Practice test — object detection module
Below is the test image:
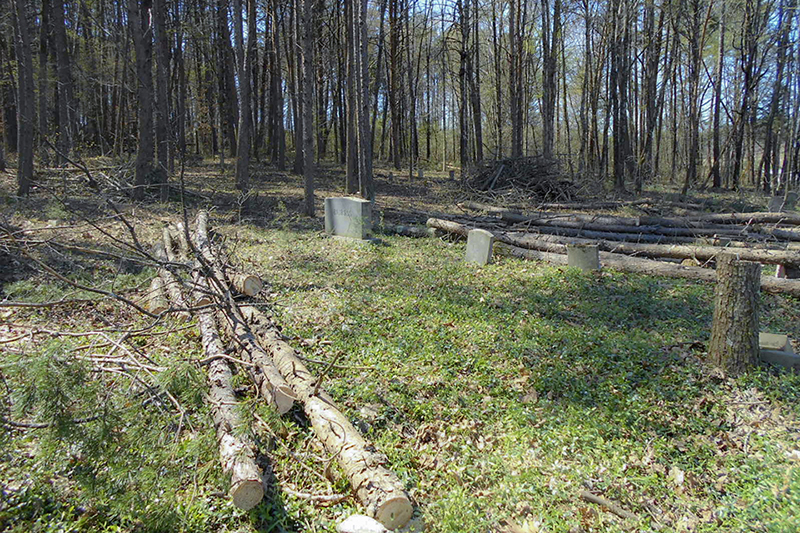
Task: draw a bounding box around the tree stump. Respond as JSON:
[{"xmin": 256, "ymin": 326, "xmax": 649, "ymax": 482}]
[{"xmin": 708, "ymin": 254, "xmax": 760, "ymax": 374}]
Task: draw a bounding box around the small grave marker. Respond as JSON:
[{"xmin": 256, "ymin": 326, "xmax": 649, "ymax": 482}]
[
  {"xmin": 324, "ymin": 197, "xmax": 372, "ymax": 240},
  {"xmin": 465, "ymin": 229, "xmax": 494, "ymax": 265},
  {"xmin": 768, "ymin": 196, "xmax": 785, "ymax": 213},
  {"xmin": 759, "ymin": 332, "xmax": 799, "ymax": 370},
  {"xmin": 567, "ymin": 244, "xmax": 600, "ymax": 272}
]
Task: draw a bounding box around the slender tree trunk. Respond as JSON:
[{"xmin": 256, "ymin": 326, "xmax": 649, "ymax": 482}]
[
  {"xmin": 153, "ymin": 0, "xmax": 170, "ymax": 196},
  {"xmin": 52, "ymin": 0, "xmax": 74, "ymax": 165},
  {"xmin": 13, "ymin": 0, "xmax": 34, "ymax": 195},
  {"xmin": 301, "ymin": 0, "xmax": 315, "ymax": 215},
  {"xmin": 710, "ymin": 3, "xmax": 725, "ymax": 188},
  {"xmin": 235, "ymin": 0, "xmax": 255, "ymax": 192},
  {"xmin": 541, "ymin": 0, "xmax": 560, "ymax": 160},
  {"xmin": 38, "ymin": 0, "xmax": 51, "ymax": 166}
]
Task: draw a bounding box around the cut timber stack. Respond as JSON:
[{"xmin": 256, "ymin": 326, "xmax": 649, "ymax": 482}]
[
  {"xmin": 157, "ymin": 228, "xmax": 265, "ymax": 511},
  {"xmin": 459, "ymin": 201, "xmax": 800, "ymax": 244},
  {"xmin": 193, "ymin": 212, "xmax": 296, "ymax": 415},
  {"xmin": 188, "ymin": 211, "xmax": 413, "ymax": 529},
  {"xmin": 427, "ymin": 218, "xmax": 800, "ymax": 297},
  {"xmin": 242, "ymin": 306, "xmax": 414, "ymax": 529}
]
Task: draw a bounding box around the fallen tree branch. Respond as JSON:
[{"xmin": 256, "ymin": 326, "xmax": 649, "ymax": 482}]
[{"xmin": 579, "ymin": 490, "xmax": 639, "ymax": 521}]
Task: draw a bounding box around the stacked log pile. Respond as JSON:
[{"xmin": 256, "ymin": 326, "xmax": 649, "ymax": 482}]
[
  {"xmin": 148, "ymin": 211, "xmax": 413, "ymax": 528},
  {"xmin": 427, "ymin": 214, "xmax": 800, "ymax": 297}
]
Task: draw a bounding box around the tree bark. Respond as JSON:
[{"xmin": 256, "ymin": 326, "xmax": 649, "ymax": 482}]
[
  {"xmin": 708, "ymin": 254, "xmax": 760, "ymax": 375},
  {"xmin": 242, "ymin": 306, "xmax": 413, "ymax": 529},
  {"xmin": 129, "ymin": 0, "xmax": 154, "ymax": 200},
  {"xmin": 12, "ymin": 0, "xmax": 34, "ymax": 196}
]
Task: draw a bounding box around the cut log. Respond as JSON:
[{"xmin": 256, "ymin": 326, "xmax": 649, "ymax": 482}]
[
  {"xmin": 687, "ymin": 212, "xmax": 800, "ymax": 226},
  {"xmin": 193, "ymin": 211, "xmax": 296, "ymax": 415},
  {"xmin": 460, "ymin": 201, "xmax": 777, "ymax": 241},
  {"xmin": 427, "ymin": 218, "xmax": 800, "ymax": 268},
  {"xmin": 497, "ymin": 243, "xmax": 800, "ymax": 297},
  {"xmin": 216, "ymin": 308, "xmax": 297, "ymax": 415},
  {"xmin": 194, "ymin": 279, "xmax": 264, "ymax": 510},
  {"xmin": 503, "ymin": 230, "xmax": 800, "ymax": 268},
  {"xmin": 174, "ymin": 221, "xmax": 191, "ymax": 257},
  {"xmin": 153, "ymin": 241, "xmax": 190, "ymax": 321},
  {"xmin": 379, "ymin": 223, "xmax": 434, "ymax": 238},
  {"xmin": 708, "ymin": 254, "xmax": 761, "ymax": 375},
  {"xmin": 146, "ymin": 276, "xmax": 169, "ymax": 314},
  {"xmin": 230, "ymin": 272, "xmax": 263, "ymax": 297},
  {"xmin": 427, "ymin": 218, "xmax": 800, "ymax": 297},
  {"xmin": 459, "ymin": 201, "xmax": 693, "ymax": 227},
  {"xmin": 242, "ymin": 307, "xmax": 414, "ymax": 529}
]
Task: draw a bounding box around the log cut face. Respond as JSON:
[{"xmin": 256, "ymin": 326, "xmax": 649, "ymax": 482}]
[{"xmin": 243, "ymin": 308, "xmax": 413, "ymax": 529}]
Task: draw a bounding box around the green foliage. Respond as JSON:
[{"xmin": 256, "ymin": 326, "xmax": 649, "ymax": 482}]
[{"xmin": 3, "ymin": 220, "xmax": 799, "ymax": 532}]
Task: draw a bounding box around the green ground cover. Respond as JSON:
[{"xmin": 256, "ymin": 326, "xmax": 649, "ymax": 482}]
[{"xmin": 2, "ymin": 168, "xmax": 799, "ymax": 532}]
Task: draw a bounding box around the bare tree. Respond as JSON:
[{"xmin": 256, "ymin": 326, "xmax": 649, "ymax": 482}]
[{"xmin": 12, "ymin": 0, "xmax": 34, "ymax": 196}]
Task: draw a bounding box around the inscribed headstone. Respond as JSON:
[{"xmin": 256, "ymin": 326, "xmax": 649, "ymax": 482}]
[{"xmin": 324, "ymin": 197, "xmax": 372, "ymax": 240}]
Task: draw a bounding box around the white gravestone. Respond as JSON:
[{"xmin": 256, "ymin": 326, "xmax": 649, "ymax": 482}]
[
  {"xmin": 567, "ymin": 243, "xmax": 600, "ymax": 272},
  {"xmin": 324, "ymin": 197, "xmax": 372, "ymax": 240},
  {"xmin": 465, "ymin": 229, "xmax": 494, "ymax": 265}
]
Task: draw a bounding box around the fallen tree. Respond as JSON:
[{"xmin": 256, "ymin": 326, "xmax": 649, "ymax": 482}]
[
  {"xmin": 194, "ymin": 278, "xmax": 265, "ymax": 510},
  {"xmin": 242, "ymin": 306, "xmax": 414, "ymax": 530},
  {"xmin": 157, "ymin": 231, "xmax": 265, "ymax": 511},
  {"xmin": 459, "ymin": 202, "xmax": 800, "ymax": 242},
  {"xmin": 687, "ymin": 212, "xmax": 800, "ymax": 226},
  {"xmin": 192, "ymin": 213, "xmax": 296, "ymax": 415},
  {"xmin": 428, "ymin": 218, "xmax": 800, "ymax": 297}
]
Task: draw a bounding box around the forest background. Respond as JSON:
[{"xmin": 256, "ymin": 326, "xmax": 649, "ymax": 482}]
[{"xmin": 2, "ymin": 0, "xmax": 799, "ymax": 202}]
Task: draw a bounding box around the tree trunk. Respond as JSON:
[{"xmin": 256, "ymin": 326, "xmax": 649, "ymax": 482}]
[
  {"xmin": 235, "ymin": 0, "xmax": 256, "ymax": 192},
  {"xmin": 52, "ymin": 0, "xmax": 74, "ymax": 165},
  {"xmin": 129, "ymin": 0, "xmax": 154, "ymax": 200},
  {"xmin": 38, "ymin": 0, "xmax": 51, "ymax": 166},
  {"xmin": 708, "ymin": 254, "xmax": 760, "ymax": 375},
  {"xmin": 12, "ymin": 0, "xmax": 34, "ymax": 196},
  {"xmin": 153, "ymin": 0, "xmax": 171, "ymax": 197},
  {"xmin": 301, "ymin": 0, "xmax": 315, "ymax": 215}
]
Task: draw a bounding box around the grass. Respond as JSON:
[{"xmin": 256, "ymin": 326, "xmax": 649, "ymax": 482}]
[{"xmin": 1, "ymin": 163, "xmax": 799, "ymax": 532}]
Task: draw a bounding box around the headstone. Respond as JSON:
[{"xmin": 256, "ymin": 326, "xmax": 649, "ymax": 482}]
[
  {"xmin": 324, "ymin": 197, "xmax": 372, "ymax": 240},
  {"xmin": 759, "ymin": 332, "xmax": 793, "ymax": 353},
  {"xmin": 759, "ymin": 333, "xmax": 799, "ymax": 370},
  {"xmin": 567, "ymin": 243, "xmax": 600, "ymax": 272},
  {"xmin": 465, "ymin": 229, "xmax": 494, "ymax": 265},
  {"xmin": 768, "ymin": 196, "xmax": 785, "ymax": 213}
]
